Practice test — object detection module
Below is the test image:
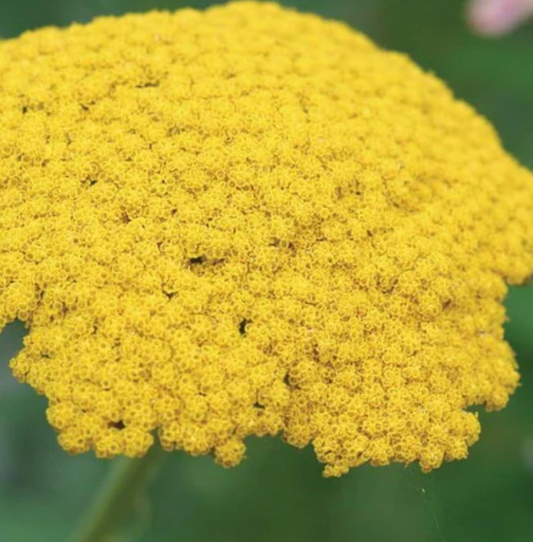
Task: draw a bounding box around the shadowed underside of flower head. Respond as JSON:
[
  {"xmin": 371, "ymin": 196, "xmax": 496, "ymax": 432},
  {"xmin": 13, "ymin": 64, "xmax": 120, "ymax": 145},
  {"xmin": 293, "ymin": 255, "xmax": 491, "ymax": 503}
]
[{"xmin": 1, "ymin": 1, "xmax": 533, "ymax": 477}]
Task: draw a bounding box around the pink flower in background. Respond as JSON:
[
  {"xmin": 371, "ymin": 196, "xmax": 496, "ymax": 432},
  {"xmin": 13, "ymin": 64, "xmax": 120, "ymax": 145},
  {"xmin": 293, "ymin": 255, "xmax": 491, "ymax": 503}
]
[{"xmin": 467, "ymin": 0, "xmax": 533, "ymax": 35}]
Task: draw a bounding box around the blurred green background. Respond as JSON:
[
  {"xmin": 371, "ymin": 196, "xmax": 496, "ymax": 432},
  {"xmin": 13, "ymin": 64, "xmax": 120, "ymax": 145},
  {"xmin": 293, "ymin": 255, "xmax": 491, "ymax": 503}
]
[{"xmin": 1, "ymin": 0, "xmax": 533, "ymax": 541}]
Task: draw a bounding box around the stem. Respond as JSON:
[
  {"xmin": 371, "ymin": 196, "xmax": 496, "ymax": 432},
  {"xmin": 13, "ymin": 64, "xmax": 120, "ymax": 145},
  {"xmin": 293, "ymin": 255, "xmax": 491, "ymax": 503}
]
[{"xmin": 70, "ymin": 445, "xmax": 165, "ymax": 542}]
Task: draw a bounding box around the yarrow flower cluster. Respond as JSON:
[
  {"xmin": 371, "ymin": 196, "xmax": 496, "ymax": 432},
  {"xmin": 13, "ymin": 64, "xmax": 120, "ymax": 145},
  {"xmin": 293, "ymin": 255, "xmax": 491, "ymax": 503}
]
[{"xmin": 1, "ymin": 2, "xmax": 533, "ymax": 477}]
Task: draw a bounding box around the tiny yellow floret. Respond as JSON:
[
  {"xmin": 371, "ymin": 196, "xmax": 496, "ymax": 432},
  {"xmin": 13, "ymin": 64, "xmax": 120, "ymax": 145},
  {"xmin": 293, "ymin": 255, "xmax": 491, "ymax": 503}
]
[{"xmin": 1, "ymin": 1, "xmax": 533, "ymax": 476}]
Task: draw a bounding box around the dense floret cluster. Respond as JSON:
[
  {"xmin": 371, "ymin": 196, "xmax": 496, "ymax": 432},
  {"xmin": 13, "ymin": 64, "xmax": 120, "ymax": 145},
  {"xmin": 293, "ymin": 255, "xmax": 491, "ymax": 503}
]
[{"xmin": 1, "ymin": 2, "xmax": 533, "ymax": 476}]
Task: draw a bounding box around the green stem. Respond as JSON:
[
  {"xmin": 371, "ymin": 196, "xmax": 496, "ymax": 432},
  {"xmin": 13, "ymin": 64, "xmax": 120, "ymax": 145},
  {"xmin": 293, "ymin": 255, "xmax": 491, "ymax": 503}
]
[{"xmin": 70, "ymin": 445, "xmax": 165, "ymax": 542}]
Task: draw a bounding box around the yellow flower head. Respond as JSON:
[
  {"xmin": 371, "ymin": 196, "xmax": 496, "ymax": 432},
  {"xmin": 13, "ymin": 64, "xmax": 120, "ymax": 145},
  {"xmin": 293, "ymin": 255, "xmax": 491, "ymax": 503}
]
[{"xmin": 1, "ymin": 1, "xmax": 533, "ymax": 477}]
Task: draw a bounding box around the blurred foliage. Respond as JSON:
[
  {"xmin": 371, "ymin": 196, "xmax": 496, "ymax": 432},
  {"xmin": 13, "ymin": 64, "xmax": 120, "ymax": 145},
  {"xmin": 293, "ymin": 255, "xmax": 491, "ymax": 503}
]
[{"xmin": 0, "ymin": 0, "xmax": 533, "ymax": 541}]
